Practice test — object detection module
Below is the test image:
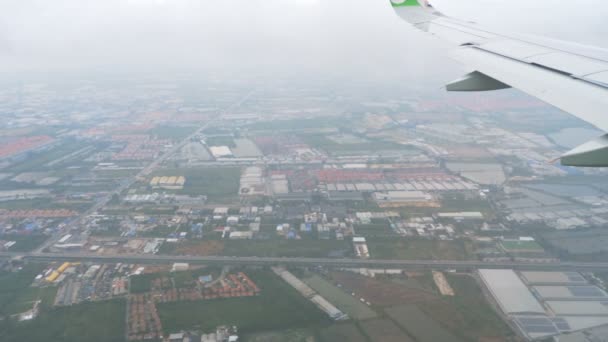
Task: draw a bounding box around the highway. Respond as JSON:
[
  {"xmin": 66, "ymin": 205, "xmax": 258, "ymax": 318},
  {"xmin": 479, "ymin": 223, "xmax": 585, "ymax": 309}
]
[{"xmin": 3, "ymin": 251, "xmax": 608, "ymax": 272}]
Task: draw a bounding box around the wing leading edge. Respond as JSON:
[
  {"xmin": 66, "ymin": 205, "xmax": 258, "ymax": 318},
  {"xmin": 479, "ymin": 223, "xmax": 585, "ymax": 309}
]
[{"xmin": 390, "ymin": 0, "xmax": 608, "ymax": 167}]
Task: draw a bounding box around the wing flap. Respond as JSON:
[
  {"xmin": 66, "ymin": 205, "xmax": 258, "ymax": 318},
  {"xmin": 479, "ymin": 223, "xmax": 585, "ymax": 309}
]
[
  {"xmin": 561, "ymin": 135, "xmax": 608, "ymax": 167},
  {"xmin": 586, "ymin": 71, "xmax": 608, "ymax": 87},
  {"xmin": 477, "ymin": 40, "xmax": 554, "ymax": 59},
  {"xmin": 446, "ymin": 71, "xmax": 511, "ymax": 91},
  {"xmin": 525, "ymin": 52, "xmax": 608, "ymax": 76}
]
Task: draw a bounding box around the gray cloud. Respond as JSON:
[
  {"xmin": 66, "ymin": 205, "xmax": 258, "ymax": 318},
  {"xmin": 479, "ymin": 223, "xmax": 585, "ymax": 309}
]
[{"xmin": 0, "ymin": 0, "xmax": 605, "ymax": 81}]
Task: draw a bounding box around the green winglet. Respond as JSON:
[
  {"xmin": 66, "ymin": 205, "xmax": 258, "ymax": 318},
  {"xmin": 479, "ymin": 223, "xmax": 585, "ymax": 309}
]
[{"xmin": 390, "ymin": 0, "xmax": 421, "ymax": 7}]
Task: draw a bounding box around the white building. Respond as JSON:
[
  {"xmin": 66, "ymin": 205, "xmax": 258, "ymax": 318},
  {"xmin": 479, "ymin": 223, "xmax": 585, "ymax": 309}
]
[
  {"xmin": 229, "ymin": 231, "xmax": 253, "ymax": 239},
  {"xmin": 479, "ymin": 269, "xmax": 545, "ymax": 315},
  {"xmin": 171, "ymin": 263, "xmax": 189, "ymax": 272},
  {"xmin": 209, "ymin": 146, "xmax": 233, "ymax": 158}
]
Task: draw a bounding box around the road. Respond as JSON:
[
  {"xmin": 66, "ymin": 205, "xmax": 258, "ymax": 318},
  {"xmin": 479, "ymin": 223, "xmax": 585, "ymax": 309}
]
[{"xmin": 4, "ymin": 251, "xmax": 608, "ymax": 272}]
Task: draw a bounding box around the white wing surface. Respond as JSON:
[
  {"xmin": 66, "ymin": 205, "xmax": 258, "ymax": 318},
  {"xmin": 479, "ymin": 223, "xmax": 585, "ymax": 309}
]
[{"xmin": 390, "ymin": 0, "xmax": 608, "ymax": 167}]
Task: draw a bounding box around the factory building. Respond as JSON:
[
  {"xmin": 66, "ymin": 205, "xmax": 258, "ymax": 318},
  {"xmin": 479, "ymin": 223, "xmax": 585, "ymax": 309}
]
[
  {"xmin": 239, "ymin": 167, "xmax": 265, "ymax": 196},
  {"xmin": 150, "ymin": 176, "xmax": 186, "ymax": 190},
  {"xmin": 520, "ymin": 271, "xmax": 588, "ymax": 286},
  {"xmin": 478, "ymin": 269, "xmax": 545, "ymax": 315},
  {"xmin": 480, "ymin": 269, "xmax": 608, "ymax": 340},
  {"xmin": 546, "ymin": 301, "xmax": 608, "ymax": 317},
  {"xmin": 372, "ymin": 191, "xmax": 438, "ymax": 208},
  {"xmin": 209, "ymin": 146, "xmax": 233, "ymax": 158},
  {"xmin": 353, "ymin": 237, "xmax": 370, "ymax": 259},
  {"xmin": 532, "ymin": 286, "xmax": 608, "ymax": 301},
  {"xmin": 46, "ymin": 271, "xmax": 61, "ymax": 283},
  {"xmin": 270, "ymin": 174, "xmax": 289, "ymax": 195},
  {"xmin": 272, "ymin": 267, "xmax": 346, "ymax": 321},
  {"xmin": 229, "ymin": 231, "xmax": 253, "ymax": 240},
  {"xmin": 58, "ymin": 234, "xmax": 72, "ymax": 244},
  {"xmin": 310, "ymin": 295, "xmax": 346, "ymax": 320},
  {"xmin": 171, "ymin": 263, "xmax": 189, "ymax": 272},
  {"xmin": 437, "ymin": 212, "xmax": 484, "ymax": 220}
]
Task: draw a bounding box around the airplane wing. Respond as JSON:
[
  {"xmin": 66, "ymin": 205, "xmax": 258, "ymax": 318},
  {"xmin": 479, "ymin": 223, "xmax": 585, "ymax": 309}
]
[{"xmin": 390, "ymin": 0, "xmax": 608, "ymax": 167}]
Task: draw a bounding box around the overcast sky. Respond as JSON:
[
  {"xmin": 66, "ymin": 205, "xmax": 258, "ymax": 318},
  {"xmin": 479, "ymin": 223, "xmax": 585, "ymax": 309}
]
[{"xmin": 0, "ymin": 0, "xmax": 606, "ymax": 81}]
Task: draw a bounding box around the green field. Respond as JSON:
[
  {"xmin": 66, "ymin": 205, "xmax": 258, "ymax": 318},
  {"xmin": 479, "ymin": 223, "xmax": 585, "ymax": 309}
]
[
  {"xmin": 151, "ymin": 167, "xmax": 240, "ymax": 200},
  {"xmin": 0, "ymin": 264, "xmax": 53, "ymax": 316},
  {"xmin": 93, "ymin": 168, "xmax": 140, "ymax": 179},
  {"xmin": 5, "ymin": 141, "xmax": 92, "ymax": 173},
  {"xmin": 0, "ymin": 299, "xmax": 126, "ymax": 342},
  {"xmin": 157, "ymin": 270, "xmax": 329, "ymax": 334},
  {"xmin": 0, "ymin": 198, "xmax": 90, "ymax": 211},
  {"xmin": 224, "ymin": 240, "xmax": 351, "ymax": 258},
  {"xmin": 1, "ymin": 234, "xmax": 48, "ymax": 252},
  {"xmin": 130, "ymin": 268, "xmax": 219, "ymax": 293},
  {"xmin": 303, "ymin": 274, "xmax": 378, "ymax": 320},
  {"xmin": 205, "ymin": 136, "xmax": 236, "ymax": 147},
  {"xmin": 500, "ymin": 240, "xmax": 545, "ymax": 252},
  {"xmin": 319, "ymin": 323, "xmax": 367, "ymax": 342},
  {"xmin": 366, "ymin": 238, "xmax": 474, "ymax": 260},
  {"xmin": 149, "ymin": 125, "xmax": 198, "ymax": 141},
  {"xmin": 386, "ymin": 305, "xmax": 462, "ymax": 342},
  {"xmin": 3, "ymin": 286, "xmax": 57, "ymax": 315},
  {"xmin": 353, "ymin": 221, "xmax": 397, "ymax": 238},
  {"xmin": 129, "ymin": 273, "xmax": 159, "ymax": 293},
  {"xmin": 159, "ymin": 238, "xmax": 351, "ymax": 258},
  {"xmin": 360, "ymin": 318, "xmax": 414, "ymax": 342}
]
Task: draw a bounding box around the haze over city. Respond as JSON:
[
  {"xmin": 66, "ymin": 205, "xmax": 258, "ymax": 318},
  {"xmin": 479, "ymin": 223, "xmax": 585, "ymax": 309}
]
[
  {"xmin": 1, "ymin": 0, "xmax": 606, "ymax": 76},
  {"xmin": 1, "ymin": 1, "xmax": 608, "ymax": 342}
]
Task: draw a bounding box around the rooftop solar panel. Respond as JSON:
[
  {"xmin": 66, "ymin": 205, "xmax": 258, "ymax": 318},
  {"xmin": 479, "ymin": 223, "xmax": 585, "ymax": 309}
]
[
  {"xmin": 552, "ymin": 317, "xmax": 571, "ymax": 331},
  {"xmin": 519, "ymin": 317, "xmax": 553, "ymax": 325},
  {"xmin": 513, "ymin": 316, "xmax": 563, "ymax": 338},
  {"xmin": 523, "ymin": 325, "xmax": 559, "ymax": 334},
  {"xmin": 569, "ymin": 286, "xmax": 605, "ymax": 297}
]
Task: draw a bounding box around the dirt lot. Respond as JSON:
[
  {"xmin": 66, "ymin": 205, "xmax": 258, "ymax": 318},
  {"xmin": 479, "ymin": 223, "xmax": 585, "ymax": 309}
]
[
  {"xmin": 360, "ymin": 319, "xmax": 414, "ymax": 342},
  {"xmin": 328, "ymin": 271, "xmax": 439, "ymax": 307},
  {"xmin": 366, "ymin": 238, "xmax": 474, "ymax": 260},
  {"xmin": 318, "ymin": 323, "xmax": 366, "ymax": 342},
  {"xmin": 171, "ymin": 240, "xmax": 225, "ymax": 256}
]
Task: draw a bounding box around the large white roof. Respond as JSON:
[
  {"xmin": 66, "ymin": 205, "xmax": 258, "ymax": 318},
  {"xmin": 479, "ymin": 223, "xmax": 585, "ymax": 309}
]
[
  {"xmin": 209, "ymin": 145, "xmax": 233, "ymax": 157},
  {"xmin": 479, "ymin": 269, "xmax": 545, "ymax": 314}
]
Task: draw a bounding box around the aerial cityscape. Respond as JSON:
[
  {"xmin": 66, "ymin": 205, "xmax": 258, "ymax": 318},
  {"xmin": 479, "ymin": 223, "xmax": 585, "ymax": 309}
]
[
  {"xmin": 0, "ymin": 75, "xmax": 607, "ymax": 342},
  {"xmin": 2, "ymin": 0, "xmax": 608, "ymax": 341}
]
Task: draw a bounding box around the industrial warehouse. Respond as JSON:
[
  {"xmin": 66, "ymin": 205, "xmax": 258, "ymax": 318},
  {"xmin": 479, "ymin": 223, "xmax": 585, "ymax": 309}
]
[
  {"xmin": 479, "ymin": 269, "xmax": 608, "ymax": 340},
  {"xmin": 150, "ymin": 176, "xmax": 186, "ymax": 190}
]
